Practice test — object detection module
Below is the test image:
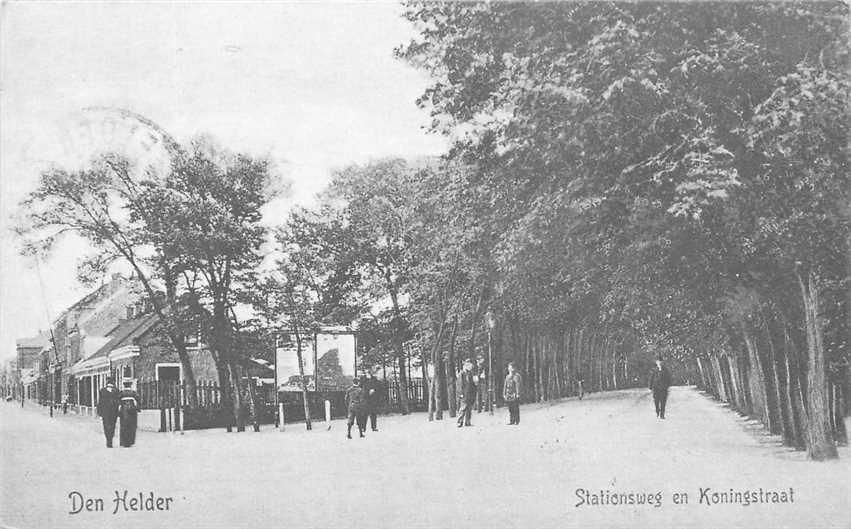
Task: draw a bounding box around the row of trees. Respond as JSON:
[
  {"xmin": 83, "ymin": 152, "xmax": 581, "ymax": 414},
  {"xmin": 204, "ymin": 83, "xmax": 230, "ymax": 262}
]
[
  {"xmin": 387, "ymin": 2, "xmax": 849, "ymax": 460},
  {"xmin": 17, "ymin": 3, "xmax": 848, "ymax": 461}
]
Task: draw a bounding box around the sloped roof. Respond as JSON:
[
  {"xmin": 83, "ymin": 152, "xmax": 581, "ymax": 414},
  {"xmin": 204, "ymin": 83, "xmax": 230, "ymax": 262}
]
[
  {"xmin": 16, "ymin": 332, "xmax": 51, "ymax": 349},
  {"xmin": 83, "ymin": 311, "xmax": 160, "ymax": 363}
]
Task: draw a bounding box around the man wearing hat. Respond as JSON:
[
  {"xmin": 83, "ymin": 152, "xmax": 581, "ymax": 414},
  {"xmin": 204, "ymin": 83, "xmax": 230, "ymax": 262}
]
[
  {"xmin": 648, "ymin": 356, "xmax": 672, "ymax": 419},
  {"xmin": 363, "ymin": 366, "xmax": 383, "ymax": 432},
  {"xmin": 456, "ymin": 358, "xmax": 476, "ymax": 428},
  {"xmin": 96, "ymin": 377, "xmax": 120, "ymax": 448}
]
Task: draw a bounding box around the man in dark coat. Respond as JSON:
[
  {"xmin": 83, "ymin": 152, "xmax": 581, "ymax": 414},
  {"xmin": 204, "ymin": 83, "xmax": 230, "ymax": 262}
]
[
  {"xmin": 96, "ymin": 377, "xmax": 120, "ymax": 448},
  {"xmin": 118, "ymin": 380, "xmax": 140, "ymax": 447},
  {"xmin": 503, "ymin": 362, "xmax": 522, "ymax": 425},
  {"xmin": 363, "ymin": 368, "xmax": 383, "ymax": 432},
  {"xmin": 648, "ymin": 356, "xmax": 673, "ymax": 419},
  {"xmin": 456, "ymin": 359, "xmax": 476, "ymax": 428},
  {"xmin": 345, "ymin": 377, "xmax": 367, "ymax": 439}
]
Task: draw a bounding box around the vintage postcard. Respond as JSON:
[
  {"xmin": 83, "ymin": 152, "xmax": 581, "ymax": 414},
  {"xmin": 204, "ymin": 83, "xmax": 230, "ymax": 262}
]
[{"xmin": 1, "ymin": 2, "xmax": 849, "ymax": 529}]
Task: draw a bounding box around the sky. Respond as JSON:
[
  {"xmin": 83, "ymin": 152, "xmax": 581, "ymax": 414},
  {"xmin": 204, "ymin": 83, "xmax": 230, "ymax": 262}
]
[{"xmin": 0, "ymin": 1, "xmax": 447, "ymax": 362}]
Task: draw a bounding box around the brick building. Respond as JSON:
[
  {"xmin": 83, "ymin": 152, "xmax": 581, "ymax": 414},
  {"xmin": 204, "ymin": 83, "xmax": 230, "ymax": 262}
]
[
  {"xmin": 30, "ymin": 273, "xmax": 143, "ymax": 407},
  {"xmin": 71, "ymin": 305, "xmax": 217, "ymax": 412},
  {"xmin": 15, "ymin": 332, "xmax": 50, "ymax": 401}
]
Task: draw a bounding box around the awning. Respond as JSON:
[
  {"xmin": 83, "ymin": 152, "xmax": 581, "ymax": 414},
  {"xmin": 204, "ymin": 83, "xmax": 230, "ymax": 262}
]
[{"xmin": 69, "ymin": 356, "xmax": 110, "ymax": 376}]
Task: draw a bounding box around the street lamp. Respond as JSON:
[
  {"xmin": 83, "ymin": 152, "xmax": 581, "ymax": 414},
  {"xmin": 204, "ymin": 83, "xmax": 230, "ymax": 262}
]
[{"xmin": 484, "ymin": 310, "xmax": 496, "ymax": 415}]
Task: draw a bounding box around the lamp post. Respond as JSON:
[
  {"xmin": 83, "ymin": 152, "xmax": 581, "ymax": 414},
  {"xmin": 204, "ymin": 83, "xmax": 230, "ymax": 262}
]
[{"xmin": 485, "ymin": 310, "xmax": 496, "ymax": 415}]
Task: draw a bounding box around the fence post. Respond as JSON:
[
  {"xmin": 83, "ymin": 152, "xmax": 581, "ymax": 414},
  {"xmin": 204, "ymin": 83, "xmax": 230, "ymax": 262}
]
[{"xmin": 278, "ymin": 402, "xmax": 285, "ymax": 432}]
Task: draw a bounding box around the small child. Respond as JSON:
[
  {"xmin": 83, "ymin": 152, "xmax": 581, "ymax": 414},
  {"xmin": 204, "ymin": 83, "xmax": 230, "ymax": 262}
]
[{"xmin": 345, "ymin": 377, "xmax": 367, "ymax": 439}]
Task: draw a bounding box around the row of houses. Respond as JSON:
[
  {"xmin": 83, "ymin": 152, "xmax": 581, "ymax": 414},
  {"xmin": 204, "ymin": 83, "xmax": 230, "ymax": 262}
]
[
  {"xmin": 1, "ymin": 274, "xmax": 430, "ymax": 427},
  {"xmin": 3, "ymin": 273, "xmax": 222, "ymax": 416}
]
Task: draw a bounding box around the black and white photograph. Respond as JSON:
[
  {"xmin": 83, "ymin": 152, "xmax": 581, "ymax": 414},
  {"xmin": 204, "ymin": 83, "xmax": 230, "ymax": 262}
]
[{"xmin": 0, "ymin": 2, "xmax": 849, "ymax": 528}]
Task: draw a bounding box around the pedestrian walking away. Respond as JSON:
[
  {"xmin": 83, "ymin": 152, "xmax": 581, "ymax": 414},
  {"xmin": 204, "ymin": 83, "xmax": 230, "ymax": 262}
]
[
  {"xmin": 345, "ymin": 377, "xmax": 367, "ymax": 439},
  {"xmin": 96, "ymin": 376, "xmax": 121, "ymax": 448},
  {"xmin": 648, "ymin": 355, "xmax": 672, "ymax": 419},
  {"xmin": 503, "ymin": 362, "xmax": 522, "ymax": 425},
  {"xmin": 118, "ymin": 379, "xmax": 140, "ymax": 447},
  {"xmin": 456, "ymin": 358, "xmax": 476, "ymax": 428},
  {"xmin": 475, "ymin": 353, "xmax": 488, "ymax": 413},
  {"xmin": 363, "ymin": 368, "xmax": 383, "ymax": 432}
]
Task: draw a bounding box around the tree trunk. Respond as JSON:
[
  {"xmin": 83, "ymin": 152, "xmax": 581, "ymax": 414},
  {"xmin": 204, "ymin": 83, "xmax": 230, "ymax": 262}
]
[
  {"xmin": 446, "ymin": 315, "xmax": 458, "ymax": 417},
  {"xmin": 764, "ymin": 311, "xmax": 795, "ymax": 445},
  {"xmin": 435, "ymin": 350, "xmax": 446, "ymax": 420},
  {"xmin": 227, "ymin": 362, "xmax": 246, "ymax": 432},
  {"xmin": 467, "ymin": 286, "xmax": 487, "ymax": 362},
  {"xmin": 428, "ymin": 317, "xmax": 448, "ymax": 422},
  {"xmin": 246, "ymin": 374, "xmax": 260, "ymax": 432},
  {"xmin": 742, "ymin": 324, "xmax": 771, "ymax": 429},
  {"xmin": 796, "ymin": 266, "xmax": 838, "ymax": 460},
  {"xmin": 211, "ymin": 353, "xmax": 234, "ymax": 432},
  {"xmin": 174, "ymin": 343, "xmax": 199, "ymax": 410},
  {"xmin": 387, "ymin": 285, "xmax": 410, "ymax": 415},
  {"xmin": 711, "ymin": 354, "xmax": 727, "ymax": 402},
  {"xmin": 294, "ymin": 328, "xmax": 312, "ymax": 430},
  {"xmin": 831, "ymin": 382, "xmax": 847, "ymax": 445},
  {"xmin": 783, "ymin": 320, "xmax": 809, "ymax": 450},
  {"xmin": 126, "ymin": 257, "xmax": 199, "ymax": 410}
]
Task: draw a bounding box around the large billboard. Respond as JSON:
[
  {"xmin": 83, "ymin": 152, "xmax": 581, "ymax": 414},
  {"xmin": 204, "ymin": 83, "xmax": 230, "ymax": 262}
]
[
  {"xmin": 314, "ymin": 332, "xmax": 356, "ymax": 392},
  {"xmin": 275, "ymin": 329, "xmax": 356, "ymax": 392}
]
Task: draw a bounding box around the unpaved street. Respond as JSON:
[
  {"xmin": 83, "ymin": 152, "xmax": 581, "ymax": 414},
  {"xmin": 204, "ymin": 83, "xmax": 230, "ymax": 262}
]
[{"xmin": 1, "ymin": 387, "xmax": 848, "ymax": 529}]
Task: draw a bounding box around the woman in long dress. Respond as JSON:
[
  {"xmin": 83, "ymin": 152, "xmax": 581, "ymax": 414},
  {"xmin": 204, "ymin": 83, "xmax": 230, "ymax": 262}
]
[{"xmin": 118, "ymin": 380, "xmax": 140, "ymax": 447}]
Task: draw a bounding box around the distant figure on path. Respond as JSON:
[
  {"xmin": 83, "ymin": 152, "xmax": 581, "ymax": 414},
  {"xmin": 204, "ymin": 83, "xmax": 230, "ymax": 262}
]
[
  {"xmin": 503, "ymin": 362, "xmax": 522, "ymax": 425},
  {"xmin": 648, "ymin": 356, "xmax": 672, "ymax": 419},
  {"xmin": 345, "ymin": 377, "xmax": 367, "ymax": 439},
  {"xmin": 577, "ymin": 378, "xmax": 584, "ymax": 400},
  {"xmin": 475, "ymin": 353, "xmax": 488, "ymax": 413},
  {"xmin": 118, "ymin": 379, "xmax": 140, "ymax": 447},
  {"xmin": 363, "ymin": 368, "xmax": 383, "ymax": 432},
  {"xmin": 96, "ymin": 377, "xmax": 120, "ymax": 448},
  {"xmin": 456, "ymin": 359, "xmax": 476, "ymax": 428}
]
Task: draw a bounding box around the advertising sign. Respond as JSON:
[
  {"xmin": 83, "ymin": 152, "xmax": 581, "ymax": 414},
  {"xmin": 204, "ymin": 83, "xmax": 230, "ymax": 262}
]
[
  {"xmin": 275, "ymin": 329, "xmax": 357, "ymax": 392},
  {"xmin": 275, "ymin": 334, "xmax": 315, "ymax": 391}
]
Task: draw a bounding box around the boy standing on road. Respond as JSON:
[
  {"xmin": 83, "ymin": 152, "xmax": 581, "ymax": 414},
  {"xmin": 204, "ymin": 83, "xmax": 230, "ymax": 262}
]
[
  {"xmin": 503, "ymin": 362, "xmax": 522, "ymax": 425},
  {"xmin": 345, "ymin": 377, "xmax": 367, "ymax": 439}
]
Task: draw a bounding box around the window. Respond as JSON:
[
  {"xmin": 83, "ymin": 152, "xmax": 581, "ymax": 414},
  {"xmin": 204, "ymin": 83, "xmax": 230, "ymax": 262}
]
[
  {"xmin": 122, "ymin": 365, "xmax": 133, "ymax": 379},
  {"xmin": 156, "ymin": 363, "xmax": 181, "ymax": 382},
  {"xmin": 184, "ymin": 329, "xmax": 200, "ymax": 348}
]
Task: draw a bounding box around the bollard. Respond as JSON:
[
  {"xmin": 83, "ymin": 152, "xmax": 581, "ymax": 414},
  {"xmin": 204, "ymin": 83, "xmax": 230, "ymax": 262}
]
[
  {"xmin": 325, "ymin": 399, "xmax": 332, "ymax": 430},
  {"xmin": 278, "ymin": 402, "xmax": 285, "ymax": 432}
]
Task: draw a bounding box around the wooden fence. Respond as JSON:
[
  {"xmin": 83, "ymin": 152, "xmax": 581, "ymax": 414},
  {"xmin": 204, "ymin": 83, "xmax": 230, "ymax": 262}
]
[{"xmin": 135, "ymin": 375, "xmax": 432, "ymax": 430}]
